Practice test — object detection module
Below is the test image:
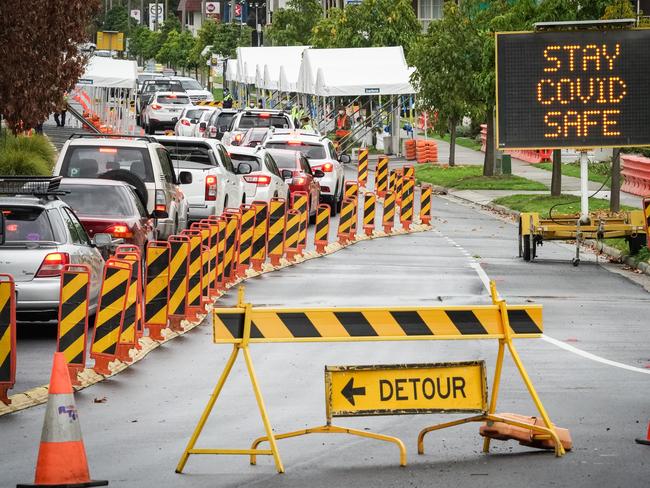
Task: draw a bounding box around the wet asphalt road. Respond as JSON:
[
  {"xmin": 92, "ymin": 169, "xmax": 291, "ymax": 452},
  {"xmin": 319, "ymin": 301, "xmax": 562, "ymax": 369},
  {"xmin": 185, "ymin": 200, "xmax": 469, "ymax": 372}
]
[{"xmin": 2, "ymin": 164, "xmax": 650, "ymax": 488}]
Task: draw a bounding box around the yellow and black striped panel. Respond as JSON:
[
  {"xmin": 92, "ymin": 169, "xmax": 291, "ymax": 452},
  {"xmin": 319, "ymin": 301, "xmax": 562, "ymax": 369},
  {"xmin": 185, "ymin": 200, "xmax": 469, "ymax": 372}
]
[
  {"xmin": 0, "ymin": 279, "xmax": 16, "ymax": 385},
  {"xmin": 388, "ymin": 170, "xmax": 396, "ymax": 192},
  {"xmin": 383, "ymin": 190, "xmax": 396, "ymax": 226},
  {"xmin": 344, "ymin": 181, "xmax": 359, "ymax": 200},
  {"xmin": 421, "ymin": 185, "xmax": 432, "ymax": 222},
  {"xmin": 223, "ymin": 213, "xmax": 240, "ymax": 280},
  {"xmin": 196, "ymin": 100, "xmax": 221, "ymax": 106},
  {"xmin": 252, "ymin": 201, "xmax": 269, "ymax": 262},
  {"xmin": 197, "ymin": 226, "xmax": 211, "ymax": 298},
  {"xmin": 363, "ymin": 192, "xmax": 376, "ymax": 228},
  {"xmin": 338, "ymin": 198, "xmax": 354, "ymax": 237},
  {"xmin": 401, "ymin": 177, "xmax": 415, "ymax": 222},
  {"xmin": 57, "ymin": 270, "xmax": 90, "ymax": 365},
  {"xmin": 186, "ymin": 233, "xmax": 203, "ymax": 307},
  {"xmin": 403, "ymin": 164, "xmax": 415, "ymax": 179},
  {"xmin": 292, "ymin": 192, "xmax": 309, "ymax": 248},
  {"xmin": 91, "ymin": 263, "xmax": 131, "ymax": 356},
  {"xmin": 394, "ymin": 170, "xmax": 404, "ymax": 201},
  {"xmin": 213, "ymin": 304, "xmax": 543, "ymax": 343},
  {"xmin": 205, "ymin": 222, "xmax": 219, "ymax": 290},
  {"xmin": 215, "ymin": 219, "xmax": 227, "ymax": 286},
  {"xmin": 268, "ymin": 199, "xmax": 287, "ymax": 257},
  {"xmin": 375, "ymin": 157, "xmax": 388, "ymax": 194},
  {"xmin": 238, "ymin": 206, "xmax": 256, "ymax": 267},
  {"xmin": 116, "ymin": 253, "xmax": 139, "ymax": 345},
  {"xmin": 315, "ymin": 205, "xmax": 330, "ymax": 243},
  {"xmin": 358, "ymin": 149, "xmax": 369, "ymax": 186},
  {"xmin": 169, "ymin": 238, "xmax": 189, "ymax": 316},
  {"xmin": 145, "ymin": 244, "xmax": 170, "ymax": 326},
  {"xmin": 285, "ymin": 209, "xmax": 301, "ymax": 251}
]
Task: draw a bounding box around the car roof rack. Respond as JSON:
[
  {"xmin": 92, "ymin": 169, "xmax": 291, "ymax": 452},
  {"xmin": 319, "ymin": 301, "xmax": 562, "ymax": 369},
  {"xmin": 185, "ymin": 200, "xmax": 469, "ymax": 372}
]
[
  {"xmin": 68, "ymin": 133, "xmax": 158, "ymax": 143},
  {"xmin": 0, "ymin": 176, "xmax": 66, "ymax": 197}
]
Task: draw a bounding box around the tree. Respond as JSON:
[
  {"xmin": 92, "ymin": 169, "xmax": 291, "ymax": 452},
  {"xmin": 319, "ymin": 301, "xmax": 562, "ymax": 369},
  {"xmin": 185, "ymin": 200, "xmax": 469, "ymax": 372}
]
[
  {"xmin": 0, "ymin": 0, "xmax": 100, "ymax": 133},
  {"xmin": 102, "ymin": 5, "xmax": 136, "ymax": 33},
  {"xmin": 157, "ymin": 29, "xmax": 197, "ymax": 71},
  {"xmin": 409, "ymin": 2, "xmax": 482, "ymax": 166},
  {"xmin": 311, "ymin": 0, "xmax": 421, "ymax": 55},
  {"xmin": 266, "ymin": 0, "xmax": 322, "ymax": 45}
]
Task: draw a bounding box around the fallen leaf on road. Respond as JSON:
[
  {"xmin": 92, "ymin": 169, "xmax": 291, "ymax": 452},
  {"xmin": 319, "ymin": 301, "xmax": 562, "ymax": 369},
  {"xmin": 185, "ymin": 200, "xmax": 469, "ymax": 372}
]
[{"xmin": 93, "ymin": 397, "xmax": 107, "ymax": 403}]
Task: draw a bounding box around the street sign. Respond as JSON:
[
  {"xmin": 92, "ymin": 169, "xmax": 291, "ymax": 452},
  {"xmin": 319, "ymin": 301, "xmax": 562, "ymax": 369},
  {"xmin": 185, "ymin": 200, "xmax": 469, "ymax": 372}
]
[
  {"xmin": 148, "ymin": 3, "xmax": 164, "ymax": 31},
  {"xmin": 130, "ymin": 9, "xmax": 141, "ymax": 24},
  {"xmin": 206, "ymin": 1, "xmax": 220, "ymax": 17},
  {"xmin": 325, "ymin": 362, "xmax": 487, "ymax": 417},
  {"xmin": 96, "ymin": 31, "xmax": 124, "ymax": 52},
  {"xmin": 496, "ymin": 29, "xmax": 650, "ymax": 149}
]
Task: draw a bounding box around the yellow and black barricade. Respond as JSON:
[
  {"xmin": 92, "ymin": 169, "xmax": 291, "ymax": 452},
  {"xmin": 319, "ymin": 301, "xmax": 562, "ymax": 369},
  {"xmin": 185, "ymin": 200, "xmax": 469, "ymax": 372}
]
[
  {"xmin": 176, "ymin": 283, "xmax": 564, "ymax": 475},
  {"xmin": 420, "ymin": 184, "xmax": 432, "ymax": 225},
  {"xmin": 203, "ymin": 219, "xmax": 221, "ymax": 298},
  {"xmin": 90, "ymin": 258, "xmax": 132, "ymax": 375},
  {"xmin": 344, "ymin": 181, "xmax": 359, "ymax": 201},
  {"xmin": 268, "ymin": 198, "xmax": 287, "ymax": 266},
  {"xmin": 56, "ymin": 265, "xmax": 91, "ymax": 386},
  {"xmin": 375, "ymin": 156, "xmax": 389, "ymax": 197},
  {"xmin": 363, "ymin": 192, "xmax": 376, "ymax": 236},
  {"xmin": 182, "ymin": 229, "xmax": 205, "ymax": 320},
  {"xmin": 237, "ymin": 205, "xmax": 256, "ymax": 276},
  {"xmin": 401, "ymin": 177, "xmax": 415, "ymax": 229},
  {"xmin": 223, "ymin": 211, "xmax": 241, "ymax": 283},
  {"xmin": 196, "ymin": 100, "xmax": 222, "ymax": 107},
  {"xmin": 382, "ymin": 190, "xmax": 396, "ymax": 233},
  {"xmin": 403, "ymin": 164, "xmax": 415, "ymax": 180},
  {"xmin": 115, "ymin": 251, "xmax": 142, "ymax": 362},
  {"xmin": 291, "ymin": 192, "xmax": 309, "ymax": 252},
  {"xmin": 251, "ymin": 201, "xmax": 269, "ymax": 270},
  {"xmin": 193, "ymin": 222, "xmax": 213, "ymax": 309},
  {"xmin": 0, "ymin": 274, "xmax": 16, "ymax": 404},
  {"xmin": 357, "ymin": 148, "xmax": 369, "ymax": 187},
  {"xmin": 168, "ymin": 235, "xmax": 190, "ymax": 331},
  {"xmin": 144, "ymin": 241, "xmax": 171, "ymax": 341},
  {"xmin": 284, "ymin": 209, "xmax": 302, "ymax": 261},
  {"xmin": 644, "ymin": 198, "xmax": 650, "ymax": 251},
  {"xmin": 337, "ymin": 197, "xmax": 355, "ymax": 244},
  {"xmin": 388, "ymin": 169, "xmax": 397, "ymax": 192},
  {"xmin": 314, "ymin": 204, "xmax": 330, "ymax": 253},
  {"xmin": 394, "ymin": 169, "xmax": 404, "ymax": 206},
  {"xmin": 208, "ymin": 216, "xmax": 227, "ymax": 292}
]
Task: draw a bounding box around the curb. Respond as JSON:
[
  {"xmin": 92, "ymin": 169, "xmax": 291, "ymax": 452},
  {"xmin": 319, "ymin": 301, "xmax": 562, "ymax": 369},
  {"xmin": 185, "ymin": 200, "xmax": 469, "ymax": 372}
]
[{"xmin": 0, "ymin": 222, "xmax": 432, "ymax": 417}]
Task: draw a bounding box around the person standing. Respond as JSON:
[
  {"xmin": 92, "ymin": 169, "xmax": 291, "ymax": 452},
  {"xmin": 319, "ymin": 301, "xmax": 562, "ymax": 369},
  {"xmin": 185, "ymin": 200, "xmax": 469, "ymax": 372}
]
[
  {"xmin": 53, "ymin": 93, "xmax": 68, "ymax": 127},
  {"xmin": 222, "ymin": 89, "xmax": 233, "ymax": 109}
]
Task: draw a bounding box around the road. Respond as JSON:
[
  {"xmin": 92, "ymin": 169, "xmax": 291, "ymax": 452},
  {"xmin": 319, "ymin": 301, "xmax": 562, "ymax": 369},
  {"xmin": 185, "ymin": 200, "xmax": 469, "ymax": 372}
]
[{"xmin": 2, "ymin": 175, "xmax": 649, "ymax": 487}]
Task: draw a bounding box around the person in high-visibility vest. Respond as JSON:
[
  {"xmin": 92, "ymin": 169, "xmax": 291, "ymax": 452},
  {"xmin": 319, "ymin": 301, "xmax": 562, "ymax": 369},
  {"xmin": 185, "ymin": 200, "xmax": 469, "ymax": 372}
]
[
  {"xmin": 336, "ymin": 107, "xmax": 351, "ymax": 131},
  {"xmin": 300, "ymin": 116, "xmax": 314, "ymax": 132},
  {"xmin": 222, "ymin": 89, "xmax": 233, "ymax": 108}
]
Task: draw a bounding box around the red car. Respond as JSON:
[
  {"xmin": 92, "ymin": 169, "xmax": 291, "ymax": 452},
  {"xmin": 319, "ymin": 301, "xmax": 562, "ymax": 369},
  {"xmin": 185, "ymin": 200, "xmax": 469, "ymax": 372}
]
[
  {"xmin": 266, "ymin": 148, "xmax": 323, "ymax": 220},
  {"xmin": 58, "ymin": 178, "xmax": 155, "ymax": 254}
]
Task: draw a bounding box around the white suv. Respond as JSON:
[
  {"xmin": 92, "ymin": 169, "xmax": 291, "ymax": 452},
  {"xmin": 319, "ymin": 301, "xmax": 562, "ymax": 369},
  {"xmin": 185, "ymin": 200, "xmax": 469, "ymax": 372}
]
[
  {"xmin": 154, "ymin": 136, "xmax": 245, "ymax": 222},
  {"xmin": 170, "ymin": 76, "xmax": 214, "ymax": 103},
  {"xmin": 222, "ymin": 109, "xmax": 294, "ymax": 147},
  {"xmin": 228, "ymin": 146, "xmax": 291, "ymax": 204},
  {"xmin": 263, "ymin": 130, "xmax": 349, "ymax": 214},
  {"xmin": 141, "ymin": 92, "xmax": 194, "ymax": 134},
  {"xmin": 53, "ymin": 134, "xmax": 191, "ymax": 239}
]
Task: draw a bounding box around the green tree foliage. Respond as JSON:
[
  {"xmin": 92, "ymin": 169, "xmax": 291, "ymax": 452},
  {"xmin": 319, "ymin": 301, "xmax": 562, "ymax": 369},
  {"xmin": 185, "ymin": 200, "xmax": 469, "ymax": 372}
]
[
  {"xmin": 129, "ymin": 25, "xmax": 160, "ymax": 61},
  {"xmin": 157, "ymin": 29, "xmax": 197, "ymax": 70},
  {"xmin": 409, "ymin": 3, "xmax": 483, "ymax": 166},
  {"xmin": 102, "ymin": 5, "xmax": 136, "ymax": 32},
  {"xmin": 311, "ymin": 0, "xmax": 421, "ymax": 55},
  {"xmin": 194, "ymin": 20, "xmax": 252, "ymax": 59},
  {"xmin": 267, "ymin": 0, "xmax": 322, "ymax": 45}
]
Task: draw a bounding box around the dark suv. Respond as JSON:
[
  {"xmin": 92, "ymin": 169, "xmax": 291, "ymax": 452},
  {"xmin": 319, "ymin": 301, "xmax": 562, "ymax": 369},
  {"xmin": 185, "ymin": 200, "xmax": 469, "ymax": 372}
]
[{"xmin": 205, "ymin": 109, "xmax": 238, "ymax": 141}]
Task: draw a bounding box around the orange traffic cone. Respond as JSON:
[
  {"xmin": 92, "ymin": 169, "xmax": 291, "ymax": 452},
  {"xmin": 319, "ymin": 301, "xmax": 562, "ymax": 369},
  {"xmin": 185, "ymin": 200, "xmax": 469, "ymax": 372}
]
[
  {"xmin": 636, "ymin": 422, "xmax": 650, "ymax": 445},
  {"xmin": 17, "ymin": 352, "xmax": 108, "ymax": 487}
]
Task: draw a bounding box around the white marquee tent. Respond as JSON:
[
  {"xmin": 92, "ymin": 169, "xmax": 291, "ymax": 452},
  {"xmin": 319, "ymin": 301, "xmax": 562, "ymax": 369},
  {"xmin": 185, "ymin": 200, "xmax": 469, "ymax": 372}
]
[{"xmin": 78, "ymin": 56, "xmax": 138, "ymax": 89}]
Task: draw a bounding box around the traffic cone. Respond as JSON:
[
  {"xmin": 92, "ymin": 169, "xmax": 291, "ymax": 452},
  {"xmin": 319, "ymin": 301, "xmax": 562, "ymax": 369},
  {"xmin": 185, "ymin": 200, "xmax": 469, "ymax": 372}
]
[
  {"xmin": 636, "ymin": 422, "xmax": 650, "ymax": 445},
  {"xmin": 17, "ymin": 352, "xmax": 108, "ymax": 487}
]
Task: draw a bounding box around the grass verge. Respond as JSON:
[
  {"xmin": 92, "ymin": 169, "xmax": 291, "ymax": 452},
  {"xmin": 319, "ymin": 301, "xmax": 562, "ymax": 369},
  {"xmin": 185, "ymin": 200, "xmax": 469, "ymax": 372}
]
[
  {"xmin": 433, "ymin": 133, "xmax": 482, "ymax": 152},
  {"xmin": 415, "ymin": 164, "xmax": 547, "ymax": 191},
  {"xmin": 535, "ymin": 161, "xmax": 611, "ymax": 187},
  {"xmin": 0, "ymin": 130, "xmax": 56, "ymax": 175}
]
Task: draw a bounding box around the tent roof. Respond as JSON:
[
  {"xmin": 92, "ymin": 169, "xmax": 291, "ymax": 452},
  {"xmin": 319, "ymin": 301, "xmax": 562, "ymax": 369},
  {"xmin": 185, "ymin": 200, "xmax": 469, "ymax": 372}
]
[
  {"xmin": 236, "ymin": 46, "xmax": 309, "ymax": 87},
  {"xmin": 77, "ymin": 56, "xmax": 137, "ymax": 89},
  {"xmin": 297, "ymin": 47, "xmax": 414, "ymax": 96},
  {"xmin": 225, "ymin": 59, "xmax": 239, "ymax": 83}
]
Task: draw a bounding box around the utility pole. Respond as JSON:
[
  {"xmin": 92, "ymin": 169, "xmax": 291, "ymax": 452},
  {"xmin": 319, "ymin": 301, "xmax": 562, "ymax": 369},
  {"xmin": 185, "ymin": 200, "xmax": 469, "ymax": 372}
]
[{"xmin": 610, "ymin": 148, "xmax": 621, "ymax": 213}]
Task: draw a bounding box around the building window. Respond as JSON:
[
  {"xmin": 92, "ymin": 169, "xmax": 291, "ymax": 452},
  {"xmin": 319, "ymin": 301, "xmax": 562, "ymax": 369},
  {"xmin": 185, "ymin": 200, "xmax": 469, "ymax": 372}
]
[{"xmin": 418, "ymin": 0, "xmax": 443, "ymax": 30}]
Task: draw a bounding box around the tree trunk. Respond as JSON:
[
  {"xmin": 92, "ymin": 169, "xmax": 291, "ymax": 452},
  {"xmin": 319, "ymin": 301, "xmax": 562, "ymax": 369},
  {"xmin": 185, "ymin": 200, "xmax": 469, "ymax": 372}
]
[
  {"xmin": 551, "ymin": 149, "xmax": 562, "ymax": 196},
  {"xmin": 610, "ymin": 148, "xmax": 621, "ymax": 212},
  {"xmin": 448, "ymin": 117, "xmax": 457, "ymax": 167},
  {"xmin": 483, "ymin": 106, "xmax": 495, "ymax": 176}
]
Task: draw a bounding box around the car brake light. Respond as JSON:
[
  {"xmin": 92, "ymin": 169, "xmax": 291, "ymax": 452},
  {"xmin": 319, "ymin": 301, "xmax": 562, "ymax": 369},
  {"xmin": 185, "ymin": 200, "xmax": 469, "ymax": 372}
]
[
  {"xmin": 99, "ymin": 147, "xmax": 118, "ymax": 153},
  {"xmin": 155, "ymin": 190, "xmax": 166, "ymax": 212},
  {"xmin": 6, "ymin": 224, "xmax": 17, "ymax": 232},
  {"xmin": 151, "ymin": 103, "xmax": 162, "ymax": 110},
  {"xmin": 292, "ymin": 176, "xmax": 307, "ymax": 186},
  {"xmin": 205, "ymin": 175, "xmax": 218, "ymax": 201},
  {"xmin": 287, "ymin": 141, "xmax": 303, "ymax": 146},
  {"xmin": 322, "ymin": 162, "xmax": 334, "ymax": 172},
  {"xmin": 259, "ymin": 113, "xmax": 271, "ymax": 118},
  {"xmin": 181, "ymin": 119, "xmax": 191, "ymax": 126},
  {"xmin": 235, "ymin": 133, "xmax": 243, "ymax": 141},
  {"xmin": 106, "ymin": 223, "xmax": 133, "ymax": 239},
  {"xmin": 243, "ymin": 175, "xmax": 271, "ymax": 186},
  {"xmin": 199, "ymin": 126, "xmax": 206, "ymax": 132},
  {"xmin": 36, "ymin": 252, "xmax": 69, "ymax": 278},
  {"xmin": 168, "ymin": 94, "xmax": 177, "ymax": 98}
]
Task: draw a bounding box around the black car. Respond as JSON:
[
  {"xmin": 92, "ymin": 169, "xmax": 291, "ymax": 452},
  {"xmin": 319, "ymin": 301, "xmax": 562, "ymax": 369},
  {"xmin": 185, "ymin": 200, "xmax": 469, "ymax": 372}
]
[{"xmin": 205, "ymin": 109, "xmax": 238, "ymax": 141}]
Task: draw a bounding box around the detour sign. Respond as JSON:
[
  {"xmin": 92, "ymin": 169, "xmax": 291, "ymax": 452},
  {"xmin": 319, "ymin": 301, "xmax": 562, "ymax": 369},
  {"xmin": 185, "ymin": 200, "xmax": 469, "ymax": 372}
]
[{"xmin": 326, "ymin": 362, "xmax": 487, "ymax": 417}]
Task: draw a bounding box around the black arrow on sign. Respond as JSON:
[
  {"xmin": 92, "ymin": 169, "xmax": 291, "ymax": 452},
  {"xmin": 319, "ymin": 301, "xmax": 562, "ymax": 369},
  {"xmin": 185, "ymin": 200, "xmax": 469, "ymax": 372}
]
[{"xmin": 341, "ymin": 378, "xmax": 366, "ymax": 406}]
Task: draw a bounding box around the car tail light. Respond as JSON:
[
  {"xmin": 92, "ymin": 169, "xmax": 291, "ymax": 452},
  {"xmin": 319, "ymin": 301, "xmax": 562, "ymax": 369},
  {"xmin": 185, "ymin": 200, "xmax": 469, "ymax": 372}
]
[
  {"xmin": 243, "ymin": 175, "xmax": 271, "ymax": 186},
  {"xmin": 36, "ymin": 252, "xmax": 69, "ymax": 278},
  {"xmin": 99, "ymin": 147, "xmax": 118, "ymax": 153},
  {"xmin": 259, "ymin": 113, "xmax": 271, "ymax": 118},
  {"xmin": 234, "ymin": 133, "xmax": 243, "ymax": 144},
  {"xmin": 199, "ymin": 126, "xmax": 206, "ymax": 133},
  {"xmin": 321, "ymin": 162, "xmax": 334, "ymax": 172},
  {"xmin": 106, "ymin": 223, "xmax": 133, "ymax": 239},
  {"xmin": 293, "ymin": 176, "xmax": 307, "ymax": 186},
  {"xmin": 155, "ymin": 190, "xmax": 166, "ymax": 212},
  {"xmin": 151, "ymin": 103, "xmax": 162, "ymax": 110},
  {"xmin": 205, "ymin": 175, "xmax": 218, "ymax": 201},
  {"xmin": 209, "ymin": 126, "xmax": 217, "ymax": 137},
  {"xmin": 180, "ymin": 119, "xmax": 191, "ymax": 126},
  {"xmin": 287, "ymin": 141, "xmax": 303, "ymax": 146}
]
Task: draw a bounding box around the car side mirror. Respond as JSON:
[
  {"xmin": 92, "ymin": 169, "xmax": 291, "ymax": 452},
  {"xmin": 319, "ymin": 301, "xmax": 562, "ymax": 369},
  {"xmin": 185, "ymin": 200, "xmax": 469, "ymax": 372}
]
[
  {"xmin": 281, "ymin": 169, "xmax": 293, "ymax": 180},
  {"xmin": 237, "ymin": 163, "xmax": 252, "ymax": 175},
  {"xmin": 339, "ymin": 154, "xmax": 351, "ymax": 164},
  {"xmin": 151, "ymin": 209, "xmax": 169, "ymax": 219},
  {"xmin": 313, "ymin": 169, "xmax": 325, "ymax": 178},
  {"xmin": 93, "ymin": 233, "xmax": 112, "ymax": 248},
  {"xmin": 179, "ymin": 171, "xmax": 193, "ymax": 184},
  {"xmin": 0, "ymin": 211, "xmax": 5, "ymax": 245}
]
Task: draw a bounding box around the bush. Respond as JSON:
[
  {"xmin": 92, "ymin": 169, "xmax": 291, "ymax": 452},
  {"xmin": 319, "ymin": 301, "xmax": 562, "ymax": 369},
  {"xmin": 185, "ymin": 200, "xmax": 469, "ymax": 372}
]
[
  {"xmin": 9, "ymin": 134, "xmax": 56, "ymax": 170},
  {"xmin": 0, "ymin": 130, "xmax": 55, "ymax": 175}
]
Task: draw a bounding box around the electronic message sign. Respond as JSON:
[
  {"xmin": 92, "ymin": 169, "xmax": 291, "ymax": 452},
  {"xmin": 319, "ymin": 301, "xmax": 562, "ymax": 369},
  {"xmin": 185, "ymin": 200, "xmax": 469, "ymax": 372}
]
[{"xmin": 496, "ymin": 29, "xmax": 650, "ymax": 149}]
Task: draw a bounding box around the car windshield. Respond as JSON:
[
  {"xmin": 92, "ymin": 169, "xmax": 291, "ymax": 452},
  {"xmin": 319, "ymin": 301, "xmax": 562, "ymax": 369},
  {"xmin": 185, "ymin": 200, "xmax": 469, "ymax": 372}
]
[
  {"xmin": 158, "ymin": 95, "xmax": 191, "ymax": 105},
  {"xmin": 58, "ymin": 184, "xmax": 133, "ymax": 217},
  {"xmin": 266, "ymin": 151, "xmax": 296, "ymax": 169},
  {"xmin": 180, "ymin": 79, "xmax": 202, "ymax": 90},
  {"xmin": 0, "ymin": 206, "xmax": 54, "ymax": 242},
  {"xmin": 265, "ymin": 142, "xmax": 326, "ymax": 159},
  {"xmin": 60, "ymin": 146, "xmax": 154, "ymax": 182},
  {"xmin": 163, "ymin": 144, "xmax": 214, "ymax": 166},
  {"xmin": 185, "ymin": 109, "xmax": 206, "ymax": 120},
  {"xmin": 230, "ymin": 153, "xmax": 262, "ymax": 172},
  {"xmin": 238, "ymin": 115, "xmax": 290, "ymax": 129},
  {"xmin": 217, "ymin": 113, "xmax": 235, "ymax": 131},
  {"xmin": 144, "ymin": 82, "xmax": 183, "ymax": 92}
]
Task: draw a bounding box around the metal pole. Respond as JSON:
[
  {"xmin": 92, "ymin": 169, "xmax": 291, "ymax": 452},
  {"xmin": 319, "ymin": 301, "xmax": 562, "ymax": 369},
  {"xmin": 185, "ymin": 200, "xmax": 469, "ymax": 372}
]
[{"xmin": 579, "ymin": 150, "xmax": 589, "ymax": 223}]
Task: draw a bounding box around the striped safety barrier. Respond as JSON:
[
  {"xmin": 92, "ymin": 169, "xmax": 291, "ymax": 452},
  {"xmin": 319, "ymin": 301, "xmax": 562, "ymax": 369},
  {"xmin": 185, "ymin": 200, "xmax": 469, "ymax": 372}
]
[
  {"xmin": 344, "ymin": 181, "xmax": 359, "ymax": 201},
  {"xmin": 358, "ymin": 148, "xmax": 369, "ymax": 187},
  {"xmin": 0, "ymin": 274, "xmax": 16, "ymax": 404},
  {"xmin": 375, "ymin": 156, "xmax": 389, "ymax": 197},
  {"xmin": 363, "ymin": 192, "xmax": 376, "ymax": 236},
  {"xmin": 401, "ymin": 177, "xmax": 415, "ymax": 229},
  {"xmin": 192, "ymin": 222, "xmax": 212, "ymax": 309},
  {"xmin": 237, "ymin": 205, "xmax": 256, "ymax": 276},
  {"xmin": 337, "ymin": 198, "xmax": 355, "ymax": 244},
  {"xmin": 183, "ymin": 230, "xmax": 204, "ymax": 320},
  {"xmin": 202, "ymin": 219, "xmax": 220, "ymax": 298},
  {"xmin": 144, "ymin": 241, "xmax": 171, "ymax": 341},
  {"xmin": 314, "ymin": 204, "xmax": 330, "ymax": 253},
  {"xmin": 383, "ymin": 190, "xmax": 396, "ymax": 234},
  {"xmin": 403, "ymin": 164, "xmax": 415, "ymax": 180},
  {"xmin": 421, "ymin": 185, "xmax": 432, "ymax": 225},
  {"xmin": 251, "ymin": 201, "xmax": 269, "ymax": 271},
  {"xmin": 268, "ymin": 198, "xmax": 287, "ymax": 266},
  {"xmin": 168, "ymin": 236, "xmax": 190, "ymax": 331},
  {"xmin": 223, "ymin": 211, "xmax": 241, "ymax": 283},
  {"xmin": 284, "ymin": 209, "xmax": 302, "ymax": 261},
  {"xmin": 115, "ymin": 251, "xmax": 142, "ymax": 363},
  {"xmin": 291, "ymin": 192, "xmax": 309, "ymax": 253}
]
